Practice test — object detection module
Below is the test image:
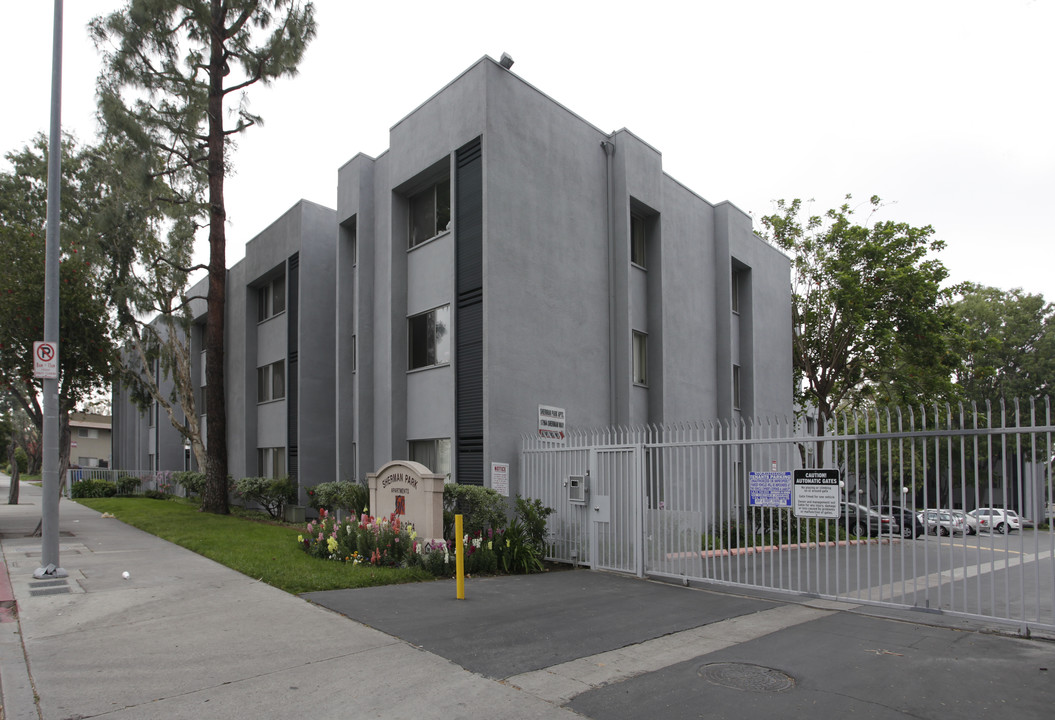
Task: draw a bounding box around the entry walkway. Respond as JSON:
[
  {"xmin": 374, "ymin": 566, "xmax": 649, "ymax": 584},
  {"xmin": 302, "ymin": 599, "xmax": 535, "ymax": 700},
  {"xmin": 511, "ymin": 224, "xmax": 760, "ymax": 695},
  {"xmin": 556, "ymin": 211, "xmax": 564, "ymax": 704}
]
[{"xmin": 2, "ymin": 473, "xmax": 1054, "ymax": 719}]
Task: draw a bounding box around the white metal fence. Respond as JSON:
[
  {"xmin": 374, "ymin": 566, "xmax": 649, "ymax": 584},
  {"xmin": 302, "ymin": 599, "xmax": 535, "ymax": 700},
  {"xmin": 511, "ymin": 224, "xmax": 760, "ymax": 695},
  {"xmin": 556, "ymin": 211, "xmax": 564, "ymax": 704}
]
[
  {"xmin": 64, "ymin": 468, "xmax": 190, "ymax": 497},
  {"xmin": 522, "ymin": 399, "xmax": 1055, "ymax": 633}
]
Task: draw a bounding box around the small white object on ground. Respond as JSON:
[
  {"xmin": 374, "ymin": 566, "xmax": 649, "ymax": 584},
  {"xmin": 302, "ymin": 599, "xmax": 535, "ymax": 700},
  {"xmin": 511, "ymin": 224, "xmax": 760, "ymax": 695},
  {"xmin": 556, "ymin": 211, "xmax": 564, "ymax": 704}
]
[{"xmin": 122, "ymin": 571, "xmax": 130, "ymax": 579}]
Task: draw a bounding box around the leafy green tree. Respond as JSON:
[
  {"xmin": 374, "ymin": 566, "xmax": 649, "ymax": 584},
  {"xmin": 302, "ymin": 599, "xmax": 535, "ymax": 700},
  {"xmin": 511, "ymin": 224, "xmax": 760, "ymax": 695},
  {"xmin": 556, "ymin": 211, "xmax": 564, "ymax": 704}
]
[
  {"xmin": 761, "ymin": 195, "xmax": 961, "ymax": 446},
  {"xmin": 0, "ymin": 135, "xmax": 115, "ymax": 478},
  {"xmin": 92, "ymin": 1, "xmax": 317, "ymax": 513},
  {"xmin": 951, "ymin": 283, "xmax": 1054, "ymax": 405}
]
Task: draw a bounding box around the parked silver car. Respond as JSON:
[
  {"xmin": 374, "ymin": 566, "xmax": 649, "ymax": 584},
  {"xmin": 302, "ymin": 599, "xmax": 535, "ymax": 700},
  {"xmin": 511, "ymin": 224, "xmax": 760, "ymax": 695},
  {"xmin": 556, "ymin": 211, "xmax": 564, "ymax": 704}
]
[
  {"xmin": 949, "ymin": 510, "xmax": 979, "ymax": 535},
  {"xmin": 918, "ymin": 509, "xmax": 965, "ymax": 536},
  {"xmin": 968, "ymin": 508, "xmax": 1021, "ymax": 534}
]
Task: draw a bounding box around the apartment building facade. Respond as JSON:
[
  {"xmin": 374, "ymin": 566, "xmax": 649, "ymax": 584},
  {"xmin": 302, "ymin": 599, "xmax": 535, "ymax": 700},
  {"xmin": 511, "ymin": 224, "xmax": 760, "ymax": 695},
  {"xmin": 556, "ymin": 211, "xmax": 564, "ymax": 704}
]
[{"xmin": 114, "ymin": 56, "xmax": 792, "ymax": 503}]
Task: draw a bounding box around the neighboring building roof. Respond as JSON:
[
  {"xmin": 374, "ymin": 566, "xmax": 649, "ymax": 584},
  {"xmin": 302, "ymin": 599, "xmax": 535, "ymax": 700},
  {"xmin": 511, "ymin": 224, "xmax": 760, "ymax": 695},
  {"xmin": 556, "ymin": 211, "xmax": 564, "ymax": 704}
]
[{"xmin": 68, "ymin": 412, "xmax": 112, "ymax": 430}]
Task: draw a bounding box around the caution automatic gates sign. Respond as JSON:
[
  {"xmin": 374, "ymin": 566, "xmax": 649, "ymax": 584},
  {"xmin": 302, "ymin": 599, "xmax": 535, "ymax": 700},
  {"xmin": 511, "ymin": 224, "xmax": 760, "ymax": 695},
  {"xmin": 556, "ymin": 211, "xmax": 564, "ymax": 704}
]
[{"xmin": 792, "ymin": 469, "xmax": 841, "ymax": 519}]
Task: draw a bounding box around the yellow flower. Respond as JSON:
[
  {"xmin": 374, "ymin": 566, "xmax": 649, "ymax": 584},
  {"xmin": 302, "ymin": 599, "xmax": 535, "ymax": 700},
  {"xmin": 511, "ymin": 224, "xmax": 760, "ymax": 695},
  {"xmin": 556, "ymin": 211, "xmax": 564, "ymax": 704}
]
[
  {"xmin": 327, "ymin": 537, "xmax": 338, "ymax": 553},
  {"xmin": 297, "ymin": 535, "xmax": 304, "ymax": 543}
]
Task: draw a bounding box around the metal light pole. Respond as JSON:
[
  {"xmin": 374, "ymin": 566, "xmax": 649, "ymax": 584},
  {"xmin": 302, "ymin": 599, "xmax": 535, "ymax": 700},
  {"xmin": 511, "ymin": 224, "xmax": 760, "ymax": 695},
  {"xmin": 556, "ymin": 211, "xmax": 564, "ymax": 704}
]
[{"xmin": 37, "ymin": 0, "xmax": 66, "ymax": 579}]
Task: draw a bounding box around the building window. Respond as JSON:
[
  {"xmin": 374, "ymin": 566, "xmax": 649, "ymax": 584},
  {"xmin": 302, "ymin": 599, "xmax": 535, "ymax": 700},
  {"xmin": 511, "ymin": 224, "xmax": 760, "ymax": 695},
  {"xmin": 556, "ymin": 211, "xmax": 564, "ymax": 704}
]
[
  {"xmin": 258, "ymin": 275, "xmax": 286, "ymax": 322},
  {"xmin": 77, "ymin": 427, "xmax": 99, "ymax": 439},
  {"xmin": 408, "ymin": 305, "xmax": 451, "ymax": 370},
  {"xmin": 733, "ymin": 364, "xmax": 742, "ymax": 410},
  {"xmin": 633, "ymin": 331, "xmax": 648, "ymax": 386},
  {"xmin": 148, "ymin": 401, "xmax": 157, "ymax": 428},
  {"xmin": 148, "ymin": 453, "xmax": 156, "ymax": 472},
  {"xmin": 258, "ymin": 447, "xmax": 286, "ymax": 478},
  {"xmin": 409, "ymin": 438, "xmax": 451, "ymax": 478},
  {"xmin": 731, "ymin": 269, "xmax": 741, "ymax": 314},
  {"xmin": 408, "ymin": 178, "xmax": 451, "ymax": 248},
  {"xmin": 631, "ymin": 214, "xmax": 647, "ymax": 268},
  {"xmin": 257, "ymin": 360, "xmax": 286, "ymax": 403}
]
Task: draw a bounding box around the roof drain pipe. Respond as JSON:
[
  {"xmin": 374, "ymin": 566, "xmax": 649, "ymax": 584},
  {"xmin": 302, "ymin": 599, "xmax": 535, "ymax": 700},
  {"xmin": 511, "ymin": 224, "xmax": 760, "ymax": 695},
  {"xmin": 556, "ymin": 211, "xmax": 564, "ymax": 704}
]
[{"xmin": 601, "ymin": 136, "xmax": 617, "ymax": 425}]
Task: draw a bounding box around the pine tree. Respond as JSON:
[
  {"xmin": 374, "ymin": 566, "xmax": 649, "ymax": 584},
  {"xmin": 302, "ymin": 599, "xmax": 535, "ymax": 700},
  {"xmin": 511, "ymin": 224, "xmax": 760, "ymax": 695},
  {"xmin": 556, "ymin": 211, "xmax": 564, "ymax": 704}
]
[{"xmin": 92, "ymin": 1, "xmax": 317, "ymax": 513}]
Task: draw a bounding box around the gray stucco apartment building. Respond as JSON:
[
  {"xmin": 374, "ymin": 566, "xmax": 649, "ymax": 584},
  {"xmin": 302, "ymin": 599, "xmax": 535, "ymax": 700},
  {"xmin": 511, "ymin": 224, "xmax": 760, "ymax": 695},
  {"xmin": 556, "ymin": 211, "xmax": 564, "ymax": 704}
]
[{"xmin": 112, "ymin": 56, "xmax": 793, "ymax": 503}]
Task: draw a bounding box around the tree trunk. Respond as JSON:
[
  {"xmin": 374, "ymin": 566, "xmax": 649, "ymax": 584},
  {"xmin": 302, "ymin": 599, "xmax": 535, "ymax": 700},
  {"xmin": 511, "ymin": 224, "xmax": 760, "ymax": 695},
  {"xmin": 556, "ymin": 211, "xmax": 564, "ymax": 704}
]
[
  {"xmin": 7, "ymin": 443, "xmax": 19, "ymax": 505},
  {"xmin": 201, "ymin": 0, "xmax": 229, "ymax": 514},
  {"xmin": 58, "ymin": 407, "xmax": 72, "ymax": 497}
]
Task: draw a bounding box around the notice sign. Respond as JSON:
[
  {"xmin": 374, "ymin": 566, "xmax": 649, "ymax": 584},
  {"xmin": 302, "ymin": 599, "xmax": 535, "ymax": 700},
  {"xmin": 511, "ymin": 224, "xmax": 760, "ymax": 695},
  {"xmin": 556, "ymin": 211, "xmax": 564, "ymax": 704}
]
[
  {"xmin": 491, "ymin": 462, "xmax": 509, "ymax": 497},
  {"xmin": 33, "ymin": 341, "xmax": 58, "ymax": 379},
  {"xmin": 538, "ymin": 404, "xmax": 566, "ymax": 443},
  {"xmin": 793, "ymin": 469, "xmax": 841, "ymax": 519},
  {"xmin": 749, "ymin": 471, "xmax": 792, "ymax": 508}
]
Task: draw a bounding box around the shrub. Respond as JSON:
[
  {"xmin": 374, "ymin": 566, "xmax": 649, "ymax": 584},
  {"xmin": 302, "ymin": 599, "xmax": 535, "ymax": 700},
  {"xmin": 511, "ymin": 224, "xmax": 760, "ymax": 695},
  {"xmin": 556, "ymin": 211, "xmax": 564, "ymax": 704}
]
[
  {"xmin": 234, "ymin": 476, "xmax": 298, "ymax": 519},
  {"xmin": 702, "ymin": 511, "xmax": 846, "ymax": 550},
  {"xmin": 71, "ymin": 479, "xmax": 117, "ymax": 499},
  {"xmin": 443, "ymin": 484, "xmax": 507, "ymax": 539},
  {"xmin": 498, "ymin": 518, "xmax": 544, "ymax": 574},
  {"xmin": 116, "ymin": 476, "xmax": 142, "ymax": 496},
  {"xmin": 174, "ymin": 471, "xmax": 207, "ymax": 497},
  {"xmin": 514, "ymin": 495, "xmax": 554, "ymax": 553},
  {"xmin": 143, "ymin": 489, "xmax": 170, "ymax": 500},
  {"xmin": 13, "ymin": 447, "xmax": 28, "ymax": 474},
  {"xmin": 306, "ymin": 481, "xmax": 369, "ymax": 516}
]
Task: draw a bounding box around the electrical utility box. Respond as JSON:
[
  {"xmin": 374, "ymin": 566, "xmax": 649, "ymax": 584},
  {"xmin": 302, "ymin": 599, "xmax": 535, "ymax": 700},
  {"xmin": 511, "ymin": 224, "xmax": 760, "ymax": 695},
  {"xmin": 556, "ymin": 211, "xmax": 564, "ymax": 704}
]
[{"xmin": 568, "ymin": 474, "xmax": 587, "ymax": 504}]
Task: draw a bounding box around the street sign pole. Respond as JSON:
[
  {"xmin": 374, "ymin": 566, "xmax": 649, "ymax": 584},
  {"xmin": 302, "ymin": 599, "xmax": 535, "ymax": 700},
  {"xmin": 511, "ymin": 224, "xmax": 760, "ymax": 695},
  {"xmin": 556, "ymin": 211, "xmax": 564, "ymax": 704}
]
[{"xmin": 38, "ymin": 0, "xmax": 66, "ymax": 579}]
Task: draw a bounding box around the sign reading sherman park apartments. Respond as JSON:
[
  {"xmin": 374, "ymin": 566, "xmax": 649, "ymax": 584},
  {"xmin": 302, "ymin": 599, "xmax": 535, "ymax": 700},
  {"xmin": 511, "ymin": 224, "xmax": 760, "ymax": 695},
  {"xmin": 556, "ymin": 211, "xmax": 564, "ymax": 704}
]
[{"xmin": 367, "ymin": 461, "xmax": 445, "ymax": 542}]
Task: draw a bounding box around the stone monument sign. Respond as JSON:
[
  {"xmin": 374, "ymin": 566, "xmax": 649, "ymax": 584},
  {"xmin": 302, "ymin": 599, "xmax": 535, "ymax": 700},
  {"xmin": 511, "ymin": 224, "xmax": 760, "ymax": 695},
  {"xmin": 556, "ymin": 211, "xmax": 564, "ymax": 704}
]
[{"xmin": 367, "ymin": 460, "xmax": 445, "ymax": 541}]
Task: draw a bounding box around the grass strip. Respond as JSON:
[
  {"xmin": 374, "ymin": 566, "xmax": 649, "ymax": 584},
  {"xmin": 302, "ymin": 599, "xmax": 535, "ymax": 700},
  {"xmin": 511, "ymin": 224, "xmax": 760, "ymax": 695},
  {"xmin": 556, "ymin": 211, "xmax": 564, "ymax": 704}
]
[{"xmin": 75, "ymin": 497, "xmax": 434, "ymax": 594}]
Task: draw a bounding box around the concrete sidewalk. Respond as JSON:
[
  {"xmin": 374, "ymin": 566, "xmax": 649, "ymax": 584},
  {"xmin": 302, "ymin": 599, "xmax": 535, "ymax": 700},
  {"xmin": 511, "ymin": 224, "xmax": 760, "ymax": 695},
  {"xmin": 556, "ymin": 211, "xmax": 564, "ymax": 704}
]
[{"xmin": 1, "ymin": 473, "xmax": 1053, "ymax": 719}]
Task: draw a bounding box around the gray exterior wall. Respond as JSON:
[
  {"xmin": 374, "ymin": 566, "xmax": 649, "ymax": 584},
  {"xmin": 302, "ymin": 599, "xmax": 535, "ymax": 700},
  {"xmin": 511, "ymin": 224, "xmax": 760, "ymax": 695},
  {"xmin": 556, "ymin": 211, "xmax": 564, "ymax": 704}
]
[
  {"xmin": 111, "ymin": 318, "xmax": 195, "ymax": 475},
  {"xmin": 336, "ymin": 57, "xmax": 793, "ymax": 497},
  {"xmin": 112, "ymin": 200, "xmax": 337, "ymax": 505}
]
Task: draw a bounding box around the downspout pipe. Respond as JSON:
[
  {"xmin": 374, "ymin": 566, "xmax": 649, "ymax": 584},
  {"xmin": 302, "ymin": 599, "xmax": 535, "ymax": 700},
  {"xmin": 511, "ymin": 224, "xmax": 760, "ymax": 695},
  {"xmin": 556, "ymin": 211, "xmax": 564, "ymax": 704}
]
[{"xmin": 601, "ymin": 137, "xmax": 616, "ymax": 425}]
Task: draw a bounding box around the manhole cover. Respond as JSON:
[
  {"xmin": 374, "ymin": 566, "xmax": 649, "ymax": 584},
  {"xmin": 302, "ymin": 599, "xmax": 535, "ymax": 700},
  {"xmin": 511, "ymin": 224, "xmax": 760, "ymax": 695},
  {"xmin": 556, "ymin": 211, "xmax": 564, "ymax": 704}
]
[{"xmin": 698, "ymin": 663, "xmax": 794, "ymax": 692}]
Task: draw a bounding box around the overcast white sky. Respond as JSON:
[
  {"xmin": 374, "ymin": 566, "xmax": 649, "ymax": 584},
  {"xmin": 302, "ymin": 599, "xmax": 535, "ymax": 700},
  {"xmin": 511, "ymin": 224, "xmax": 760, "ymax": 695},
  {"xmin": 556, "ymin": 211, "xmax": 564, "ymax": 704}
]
[{"xmin": 3, "ymin": 0, "xmax": 1053, "ymax": 300}]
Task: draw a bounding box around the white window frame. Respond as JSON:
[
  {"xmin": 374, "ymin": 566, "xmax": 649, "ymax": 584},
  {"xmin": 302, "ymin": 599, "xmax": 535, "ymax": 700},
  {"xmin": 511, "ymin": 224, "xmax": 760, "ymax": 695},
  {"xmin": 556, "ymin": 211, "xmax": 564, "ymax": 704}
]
[
  {"xmin": 408, "ymin": 178, "xmax": 451, "ymax": 248},
  {"xmin": 257, "ymin": 447, "xmax": 286, "ymax": 478},
  {"xmin": 408, "ymin": 305, "xmax": 451, "ymax": 370},
  {"xmin": 257, "ymin": 360, "xmax": 286, "ymax": 403},
  {"xmin": 630, "ymin": 213, "xmax": 647, "ymax": 268},
  {"xmin": 409, "ymin": 438, "xmax": 451, "ymax": 478},
  {"xmin": 258, "ymin": 275, "xmax": 286, "ymax": 322},
  {"xmin": 633, "ymin": 330, "xmax": 648, "ymax": 386}
]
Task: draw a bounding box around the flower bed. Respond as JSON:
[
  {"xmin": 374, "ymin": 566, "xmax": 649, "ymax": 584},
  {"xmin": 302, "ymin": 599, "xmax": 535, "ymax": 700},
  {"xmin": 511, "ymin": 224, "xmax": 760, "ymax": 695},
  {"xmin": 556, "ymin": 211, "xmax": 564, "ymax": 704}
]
[{"xmin": 298, "ymin": 507, "xmax": 548, "ymax": 576}]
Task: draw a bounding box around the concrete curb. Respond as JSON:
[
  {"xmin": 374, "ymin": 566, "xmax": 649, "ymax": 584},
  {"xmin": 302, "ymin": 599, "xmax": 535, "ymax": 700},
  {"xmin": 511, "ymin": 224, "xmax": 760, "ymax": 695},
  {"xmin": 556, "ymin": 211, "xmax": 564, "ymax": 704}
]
[
  {"xmin": 0, "ymin": 561, "xmax": 17, "ymax": 622},
  {"xmin": 0, "ymin": 552, "xmax": 39, "ymax": 720}
]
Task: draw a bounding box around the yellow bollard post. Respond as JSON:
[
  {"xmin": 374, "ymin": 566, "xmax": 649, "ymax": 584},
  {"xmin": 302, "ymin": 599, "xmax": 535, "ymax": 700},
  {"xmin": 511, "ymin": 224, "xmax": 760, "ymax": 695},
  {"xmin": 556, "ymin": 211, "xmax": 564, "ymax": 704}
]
[{"xmin": 455, "ymin": 514, "xmax": 465, "ymax": 599}]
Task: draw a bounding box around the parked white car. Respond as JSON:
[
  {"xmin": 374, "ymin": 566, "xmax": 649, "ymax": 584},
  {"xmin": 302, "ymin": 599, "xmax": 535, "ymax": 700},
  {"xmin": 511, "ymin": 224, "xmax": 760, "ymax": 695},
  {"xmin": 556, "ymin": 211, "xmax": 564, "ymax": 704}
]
[{"xmin": 967, "ymin": 508, "xmax": 1021, "ymax": 534}]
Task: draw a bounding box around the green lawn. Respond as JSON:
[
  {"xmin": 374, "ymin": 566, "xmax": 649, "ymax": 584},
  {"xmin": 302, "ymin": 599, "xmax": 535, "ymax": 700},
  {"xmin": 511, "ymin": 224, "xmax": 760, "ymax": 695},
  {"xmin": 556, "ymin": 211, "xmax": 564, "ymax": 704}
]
[{"xmin": 75, "ymin": 497, "xmax": 435, "ymax": 594}]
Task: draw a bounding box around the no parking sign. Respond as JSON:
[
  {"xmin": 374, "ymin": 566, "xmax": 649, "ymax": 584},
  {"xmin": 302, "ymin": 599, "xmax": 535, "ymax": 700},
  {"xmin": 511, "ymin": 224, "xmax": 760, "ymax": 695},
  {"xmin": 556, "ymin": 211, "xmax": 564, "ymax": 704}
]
[{"xmin": 33, "ymin": 341, "xmax": 58, "ymax": 379}]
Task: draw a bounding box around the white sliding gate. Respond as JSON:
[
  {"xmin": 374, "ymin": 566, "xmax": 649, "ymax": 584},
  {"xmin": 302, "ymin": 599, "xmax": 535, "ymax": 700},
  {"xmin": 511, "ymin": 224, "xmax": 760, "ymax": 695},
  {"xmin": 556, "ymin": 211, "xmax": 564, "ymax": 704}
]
[{"xmin": 521, "ymin": 400, "xmax": 1055, "ymax": 633}]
